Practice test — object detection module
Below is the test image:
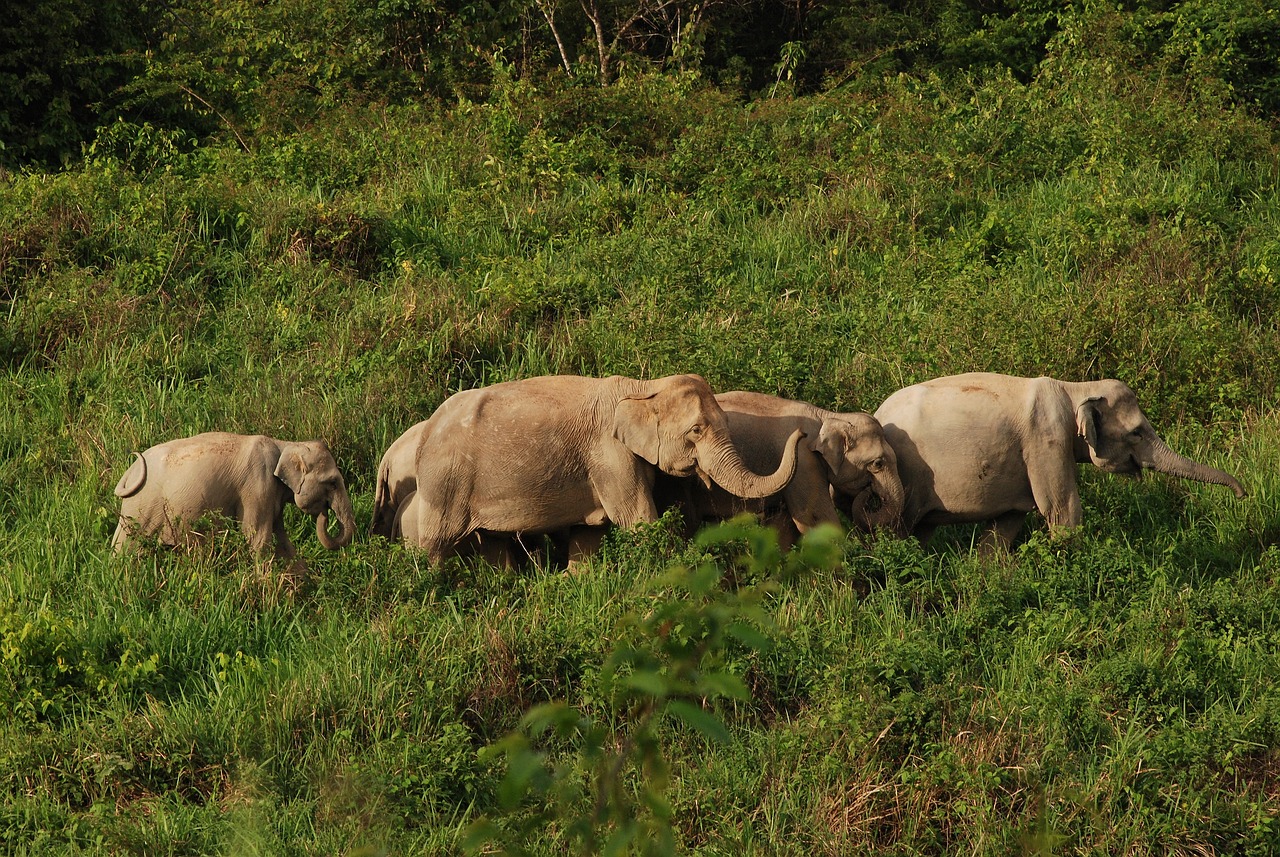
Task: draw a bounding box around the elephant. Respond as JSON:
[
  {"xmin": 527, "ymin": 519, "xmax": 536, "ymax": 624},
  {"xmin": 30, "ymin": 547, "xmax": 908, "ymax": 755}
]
[
  {"xmin": 873, "ymin": 373, "xmax": 1247, "ymax": 551},
  {"xmin": 370, "ymin": 419, "xmax": 429, "ymax": 539},
  {"xmin": 374, "ymin": 423, "xmax": 545, "ymax": 566},
  {"xmin": 673, "ymin": 391, "xmax": 908, "ymax": 546},
  {"xmin": 393, "ymin": 489, "xmax": 525, "ymax": 566},
  {"xmin": 408, "ymin": 374, "xmax": 804, "ymax": 563},
  {"xmin": 112, "ymin": 432, "xmax": 357, "ymax": 560}
]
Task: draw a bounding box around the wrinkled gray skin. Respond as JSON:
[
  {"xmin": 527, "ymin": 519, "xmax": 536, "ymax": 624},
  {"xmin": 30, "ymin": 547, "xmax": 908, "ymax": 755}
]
[
  {"xmin": 874, "ymin": 373, "xmax": 1247, "ymax": 551},
  {"xmin": 394, "ymin": 489, "xmax": 521, "ymax": 566},
  {"xmin": 112, "ymin": 432, "xmax": 356, "ymax": 559},
  {"xmin": 375, "ymin": 424, "xmax": 544, "ymax": 566},
  {"xmin": 370, "ymin": 419, "xmax": 429, "ymax": 539},
  {"xmin": 681, "ymin": 391, "xmax": 908, "ymax": 546},
  {"xmin": 409, "ymin": 374, "xmax": 804, "ymax": 563}
]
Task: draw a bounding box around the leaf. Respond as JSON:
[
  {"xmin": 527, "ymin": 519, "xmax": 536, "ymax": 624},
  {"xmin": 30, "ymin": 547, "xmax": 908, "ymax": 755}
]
[
  {"xmin": 497, "ymin": 746, "xmax": 546, "ymax": 809},
  {"xmin": 665, "ymin": 699, "xmax": 731, "ymax": 743},
  {"xmin": 693, "ymin": 516, "xmax": 762, "ymax": 549},
  {"xmin": 622, "ymin": 669, "xmax": 670, "ymax": 698},
  {"xmin": 697, "ymin": 670, "xmax": 749, "ymax": 700},
  {"xmin": 726, "ymin": 620, "xmax": 772, "ymax": 652},
  {"xmin": 520, "ymin": 701, "xmax": 582, "ymax": 737},
  {"xmin": 602, "ymin": 820, "xmax": 638, "ymax": 857},
  {"xmin": 461, "ymin": 818, "xmax": 502, "ymax": 855}
]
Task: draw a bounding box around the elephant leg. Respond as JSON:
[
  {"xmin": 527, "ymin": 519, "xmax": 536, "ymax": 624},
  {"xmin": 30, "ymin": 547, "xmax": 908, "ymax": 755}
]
[
  {"xmin": 111, "ymin": 520, "xmax": 130, "ymax": 553},
  {"xmin": 764, "ymin": 509, "xmax": 802, "ymax": 552},
  {"xmin": 565, "ymin": 526, "xmax": 606, "ymax": 569},
  {"xmin": 270, "ymin": 521, "xmax": 297, "ymax": 560},
  {"xmin": 1028, "ymin": 454, "xmax": 1083, "ymax": 535},
  {"xmin": 596, "ymin": 459, "xmax": 659, "ymax": 528},
  {"xmin": 912, "ymin": 521, "xmax": 937, "ymax": 545},
  {"xmin": 601, "ymin": 489, "xmax": 658, "ymax": 529},
  {"xmin": 244, "ymin": 510, "xmax": 293, "ymax": 560},
  {"xmin": 475, "ymin": 532, "xmax": 517, "ymax": 569},
  {"xmin": 783, "ymin": 456, "xmax": 842, "ymax": 535},
  {"xmin": 414, "ymin": 495, "xmax": 472, "ymax": 565},
  {"xmin": 978, "ymin": 512, "xmax": 1025, "ymax": 556}
]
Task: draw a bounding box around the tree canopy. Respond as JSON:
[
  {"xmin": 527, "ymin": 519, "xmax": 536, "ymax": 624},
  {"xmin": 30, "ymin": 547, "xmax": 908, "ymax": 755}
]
[{"xmin": 2, "ymin": 0, "xmax": 1278, "ymax": 168}]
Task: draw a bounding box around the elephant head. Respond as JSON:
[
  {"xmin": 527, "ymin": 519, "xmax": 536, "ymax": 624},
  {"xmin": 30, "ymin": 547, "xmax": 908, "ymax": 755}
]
[
  {"xmin": 1073, "ymin": 381, "xmax": 1246, "ymax": 497},
  {"xmin": 615, "ymin": 374, "xmax": 801, "ymax": 499},
  {"xmin": 275, "ymin": 440, "xmax": 358, "ymax": 548},
  {"xmin": 818, "ymin": 413, "xmax": 908, "ymax": 537}
]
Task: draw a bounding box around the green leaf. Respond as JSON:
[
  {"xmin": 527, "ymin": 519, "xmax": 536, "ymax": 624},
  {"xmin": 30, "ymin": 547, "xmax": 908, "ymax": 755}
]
[
  {"xmin": 622, "ymin": 669, "xmax": 670, "ymax": 698},
  {"xmin": 697, "ymin": 670, "xmax": 749, "ymax": 700},
  {"xmin": 461, "ymin": 818, "xmax": 502, "ymax": 855},
  {"xmin": 520, "ymin": 701, "xmax": 582, "ymax": 737},
  {"xmin": 602, "ymin": 820, "xmax": 638, "ymax": 857},
  {"xmin": 665, "ymin": 699, "xmax": 731, "ymax": 743},
  {"xmin": 726, "ymin": 620, "xmax": 772, "ymax": 652},
  {"xmin": 498, "ymin": 747, "xmax": 546, "ymax": 809}
]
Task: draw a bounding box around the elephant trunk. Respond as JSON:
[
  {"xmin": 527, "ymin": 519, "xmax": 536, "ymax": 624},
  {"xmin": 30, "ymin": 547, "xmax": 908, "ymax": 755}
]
[
  {"xmin": 865, "ymin": 470, "xmax": 909, "ymax": 538},
  {"xmin": 1148, "ymin": 437, "xmax": 1246, "ymax": 498},
  {"xmin": 698, "ymin": 428, "xmax": 802, "ymax": 500},
  {"xmin": 317, "ymin": 489, "xmax": 357, "ymax": 549}
]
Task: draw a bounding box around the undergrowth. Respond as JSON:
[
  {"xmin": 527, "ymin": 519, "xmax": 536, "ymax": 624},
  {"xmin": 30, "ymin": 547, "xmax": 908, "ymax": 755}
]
[{"xmin": 2, "ymin": 18, "xmax": 1279, "ymax": 854}]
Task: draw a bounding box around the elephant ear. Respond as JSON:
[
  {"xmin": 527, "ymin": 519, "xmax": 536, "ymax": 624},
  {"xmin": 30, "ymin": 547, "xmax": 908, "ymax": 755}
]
[
  {"xmin": 1075, "ymin": 397, "xmax": 1103, "ymax": 452},
  {"xmin": 615, "ymin": 393, "xmax": 660, "ymax": 466},
  {"xmin": 274, "ymin": 447, "xmax": 309, "ymax": 493},
  {"xmin": 815, "ymin": 420, "xmax": 847, "ymax": 474}
]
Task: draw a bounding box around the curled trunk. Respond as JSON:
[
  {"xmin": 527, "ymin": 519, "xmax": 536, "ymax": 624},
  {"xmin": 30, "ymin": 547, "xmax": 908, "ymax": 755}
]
[
  {"xmin": 699, "ymin": 428, "xmax": 803, "ymax": 500},
  {"xmin": 317, "ymin": 490, "xmax": 357, "ymax": 549},
  {"xmin": 1149, "ymin": 438, "xmax": 1246, "ymax": 498},
  {"xmin": 864, "ymin": 470, "xmax": 909, "ymax": 538}
]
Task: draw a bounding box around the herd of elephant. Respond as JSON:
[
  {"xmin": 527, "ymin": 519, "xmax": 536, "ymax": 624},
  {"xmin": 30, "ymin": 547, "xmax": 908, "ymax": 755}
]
[{"xmin": 111, "ymin": 372, "xmax": 1247, "ymax": 566}]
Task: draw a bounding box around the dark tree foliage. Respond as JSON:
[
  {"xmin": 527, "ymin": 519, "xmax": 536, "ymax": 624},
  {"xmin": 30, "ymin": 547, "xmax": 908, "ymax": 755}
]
[
  {"xmin": 0, "ymin": 0, "xmax": 155, "ymax": 167},
  {"xmin": 0, "ymin": 0, "xmax": 1277, "ymax": 166}
]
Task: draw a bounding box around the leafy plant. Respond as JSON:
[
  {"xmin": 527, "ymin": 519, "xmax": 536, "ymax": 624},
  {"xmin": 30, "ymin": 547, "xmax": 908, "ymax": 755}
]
[{"xmin": 467, "ymin": 520, "xmax": 842, "ymax": 855}]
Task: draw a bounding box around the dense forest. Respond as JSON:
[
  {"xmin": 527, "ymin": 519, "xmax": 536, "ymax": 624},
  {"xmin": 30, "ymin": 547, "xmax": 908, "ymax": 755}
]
[
  {"xmin": 3, "ymin": 1, "xmax": 1280, "ymax": 854},
  {"xmin": 4, "ymin": 0, "xmax": 1280, "ymax": 167}
]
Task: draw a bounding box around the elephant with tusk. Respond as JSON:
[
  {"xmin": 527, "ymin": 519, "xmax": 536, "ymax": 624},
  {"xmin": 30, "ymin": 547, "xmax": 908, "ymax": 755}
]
[
  {"xmin": 671, "ymin": 391, "xmax": 908, "ymax": 546},
  {"xmin": 874, "ymin": 373, "xmax": 1246, "ymax": 551},
  {"xmin": 406, "ymin": 374, "xmax": 805, "ymax": 564},
  {"xmin": 112, "ymin": 432, "xmax": 357, "ymax": 560}
]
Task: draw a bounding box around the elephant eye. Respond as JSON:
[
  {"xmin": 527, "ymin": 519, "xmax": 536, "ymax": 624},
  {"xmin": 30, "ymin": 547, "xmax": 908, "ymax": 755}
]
[
  {"xmin": 688, "ymin": 424, "xmax": 704, "ymax": 437},
  {"xmin": 869, "ymin": 458, "xmax": 884, "ymax": 472}
]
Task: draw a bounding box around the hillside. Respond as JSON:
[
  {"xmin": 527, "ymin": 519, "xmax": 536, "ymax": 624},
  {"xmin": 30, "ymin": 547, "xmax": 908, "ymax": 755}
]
[{"xmin": 2, "ymin": 5, "xmax": 1280, "ymax": 854}]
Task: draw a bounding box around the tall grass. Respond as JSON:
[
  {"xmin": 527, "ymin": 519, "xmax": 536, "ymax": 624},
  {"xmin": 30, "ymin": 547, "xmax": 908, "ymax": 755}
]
[{"xmin": 3, "ymin": 25, "xmax": 1280, "ymax": 853}]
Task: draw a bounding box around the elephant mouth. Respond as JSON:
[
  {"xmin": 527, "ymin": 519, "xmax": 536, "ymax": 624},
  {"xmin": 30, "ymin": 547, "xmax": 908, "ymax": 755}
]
[
  {"xmin": 1096, "ymin": 454, "xmax": 1142, "ymax": 476},
  {"xmin": 666, "ymin": 461, "xmax": 699, "ymax": 479}
]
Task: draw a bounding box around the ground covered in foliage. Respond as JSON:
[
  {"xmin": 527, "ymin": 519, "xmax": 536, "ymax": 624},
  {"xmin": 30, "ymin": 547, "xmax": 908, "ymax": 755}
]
[{"xmin": 3, "ymin": 7, "xmax": 1280, "ymax": 854}]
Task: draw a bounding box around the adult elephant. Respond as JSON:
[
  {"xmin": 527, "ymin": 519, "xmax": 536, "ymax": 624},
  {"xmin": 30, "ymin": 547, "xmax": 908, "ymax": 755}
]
[
  {"xmin": 873, "ymin": 373, "xmax": 1246, "ymax": 551},
  {"xmin": 409, "ymin": 374, "xmax": 804, "ymax": 563},
  {"xmin": 680, "ymin": 391, "xmax": 907, "ymax": 546},
  {"xmin": 112, "ymin": 432, "xmax": 356, "ymax": 560},
  {"xmin": 374, "ymin": 422, "xmax": 573, "ymax": 567},
  {"xmin": 370, "ymin": 419, "xmax": 428, "ymax": 539}
]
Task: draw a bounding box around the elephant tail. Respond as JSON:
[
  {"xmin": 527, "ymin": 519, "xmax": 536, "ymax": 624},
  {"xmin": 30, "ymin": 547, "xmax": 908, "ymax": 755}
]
[
  {"xmin": 370, "ymin": 462, "xmax": 395, "ymax": 538},
  {"xmin": 114, "ymin": 453, "xmax": 147, "ymax": 498}
]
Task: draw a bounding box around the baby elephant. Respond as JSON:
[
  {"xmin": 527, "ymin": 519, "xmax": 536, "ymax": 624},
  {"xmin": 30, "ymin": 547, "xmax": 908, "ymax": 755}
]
[
  {"xmin": 677, "ymin": 391, "xmax": 908, "ymax": 546},
  {"xmin": 112, "ymin": 432, "xmax": 357, "ymax": 560}
]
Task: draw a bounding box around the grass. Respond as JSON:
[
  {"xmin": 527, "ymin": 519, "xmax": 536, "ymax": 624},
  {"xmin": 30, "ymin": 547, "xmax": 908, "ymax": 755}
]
[{"xmin": 3, "ymin": 29, "xmax": 1280, "ymax": 854}]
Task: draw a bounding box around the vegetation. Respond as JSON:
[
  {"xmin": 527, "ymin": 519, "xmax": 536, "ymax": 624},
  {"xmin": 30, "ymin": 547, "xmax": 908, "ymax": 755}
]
[{"xmin": 2, "ymin": 1, "xmax": 1280, "ymax": 853}]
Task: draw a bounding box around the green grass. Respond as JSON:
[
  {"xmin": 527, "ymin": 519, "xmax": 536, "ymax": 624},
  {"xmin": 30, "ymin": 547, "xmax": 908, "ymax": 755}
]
[{"xmin": 3, "ymin": 32, "xmax": 1280, "ymax": 855}]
